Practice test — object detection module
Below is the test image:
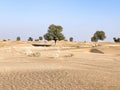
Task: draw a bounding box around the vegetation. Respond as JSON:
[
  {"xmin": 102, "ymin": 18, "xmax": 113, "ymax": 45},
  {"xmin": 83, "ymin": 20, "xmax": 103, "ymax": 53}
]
[
  {"xmin": 91, "ymin": 31, "xmax": 106, "ymax": 42},
  {"xmin": 16, "ymin": 36, "xmax": 21, "ymax": 41},
  {"xmin": 91, "ymin": 35, "xmax": 98, "ymax": 42},
  {"xmin": 28, "ymin": 37, "xmax": 33, "ymax": 41},
  {"xmin": 69, "ymin": 37, "xmax": 73, "ymax": 42},
  {"xmin": 3, "ymin": 39, "xmax": 7, "ymax": 41},
  {"xmin": 27, "ymin": 52, "xmax": 41, "ymax": 57},
  {"xmin": 39, "ymin": 36, "xmax": 43, "ymax": 40},
  {"xmin": 44, "ymin": 24, "xmax": 65, "ymax": 44},
  {"xmin": 64, "ymin": 53, "xmax": 74, "ymax": 57},
  {"xmin": 113, "ymin": 37, "xmax": 120, "ymax": 42},
  {"xmin": 35, "ymin": 39, "xmax": 39, "ymax": 41},
  {"xmin": 1, "ymin": 25, "xmax": 113, "ymax": 42}
]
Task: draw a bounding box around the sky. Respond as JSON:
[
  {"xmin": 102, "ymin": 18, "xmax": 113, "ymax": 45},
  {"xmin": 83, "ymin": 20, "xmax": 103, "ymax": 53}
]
[{"xmin": 0, "ymin": 0, "xmax": 120, "ymax": 41}]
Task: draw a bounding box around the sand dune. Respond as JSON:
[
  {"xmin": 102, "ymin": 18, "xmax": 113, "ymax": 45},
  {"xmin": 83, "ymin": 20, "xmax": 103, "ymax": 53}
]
[{"xmin": 0, "ymin": 41, "xmax": 120, "ymax": 90}]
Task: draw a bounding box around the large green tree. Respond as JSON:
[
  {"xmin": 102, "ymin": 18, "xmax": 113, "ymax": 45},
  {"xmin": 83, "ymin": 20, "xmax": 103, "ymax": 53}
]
[
  {"xmin": 91, "ymin": 31, "xmax": 106, "ymax": 42},
  {"xmin": 44, "ymin": 24, "xmax": 65, "ymax": 44}
]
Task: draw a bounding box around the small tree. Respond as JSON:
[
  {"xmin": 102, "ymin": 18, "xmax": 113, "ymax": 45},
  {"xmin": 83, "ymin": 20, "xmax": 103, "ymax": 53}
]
[
  {"xmin": 118, "ymin": 38, "xmax": 120, "ymax": 42},
  {"xmin": 39, "ymin": 36, "xmax": 43, "ymax": 40},
  {"xmin": 16, "ymin": 36, "xmax": 21, "ymax": 41},
  {"xmin": 113, "ymin": 37, "xmax": 120, "ymax": 42},
  {"xmin": 28, "ymin": 37, "xmax": 33, "ymax": 41},
  {"xmin": 44, "ymin": 24, "xmax": 65, "ymax": 44},
  {"xmin": 69, "ymin": 37, "xmax": 73, "ymax": 42},
  {"xmin": 91, "ymin": 31, "xmax": 106, "ymax": 42}
]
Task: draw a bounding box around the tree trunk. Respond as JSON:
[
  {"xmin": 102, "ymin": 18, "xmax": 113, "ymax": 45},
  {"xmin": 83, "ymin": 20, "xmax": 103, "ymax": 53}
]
[{"xmin": 54, "ymin": 40, "xmax": 57, "ymax": 45}]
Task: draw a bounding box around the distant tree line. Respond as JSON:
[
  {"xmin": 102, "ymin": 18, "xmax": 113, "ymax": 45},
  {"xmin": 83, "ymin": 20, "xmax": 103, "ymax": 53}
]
[{"xmin": 3, "ymin": 24, "xmax": 119, "ymax": 43}]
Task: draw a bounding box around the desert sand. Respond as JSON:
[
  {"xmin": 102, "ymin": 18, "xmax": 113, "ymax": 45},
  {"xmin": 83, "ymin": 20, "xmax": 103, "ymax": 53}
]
[{"xmin": 0, "ymin": 41, "xmax": 120, "ymax": 90}]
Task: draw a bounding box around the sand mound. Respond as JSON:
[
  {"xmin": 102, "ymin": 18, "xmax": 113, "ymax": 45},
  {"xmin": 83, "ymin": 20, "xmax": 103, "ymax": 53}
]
[{"xmin": 90, "ymin": 49, "xmax": 104, "ymax": 54}]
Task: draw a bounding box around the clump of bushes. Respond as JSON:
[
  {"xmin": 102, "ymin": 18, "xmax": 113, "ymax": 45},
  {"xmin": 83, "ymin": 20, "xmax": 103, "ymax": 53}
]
[
  {"xmin": 113, "ymin": 37, "xmax": 120, "ymax": 42},
  {"xmin": 69, "ymin": 37, "xmax": 73, "ymax": 42},
  {"xmin": 64, "ymin": 53, "xmax": 74, "ymax": 57},
  {"xmin": 28, "ymin": 52, "xmax": 41, "ymax": 57}
]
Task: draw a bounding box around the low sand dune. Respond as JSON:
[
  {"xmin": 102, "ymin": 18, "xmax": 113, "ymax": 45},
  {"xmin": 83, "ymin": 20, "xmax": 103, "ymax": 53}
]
[{"xmin": 0, "ymin": 41, "xmax": 120, "ymax": 90}]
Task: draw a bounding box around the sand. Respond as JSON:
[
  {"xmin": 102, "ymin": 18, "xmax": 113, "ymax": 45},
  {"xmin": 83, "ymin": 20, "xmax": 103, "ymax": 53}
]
[{"xmin": 0, "ymin": 41, "xmax": 120, "ymax": 90}]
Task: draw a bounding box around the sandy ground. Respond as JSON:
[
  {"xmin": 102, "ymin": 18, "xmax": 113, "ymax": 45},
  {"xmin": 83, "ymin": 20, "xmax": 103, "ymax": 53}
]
[{"xmin": 0, "ymin": 41, "xmax": 120, "ymax": 90}]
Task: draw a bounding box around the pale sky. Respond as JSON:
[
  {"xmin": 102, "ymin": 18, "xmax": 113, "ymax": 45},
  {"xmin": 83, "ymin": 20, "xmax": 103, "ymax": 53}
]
[{"xmin": 0, "ymin": 0, "xmax": 120, "ymax": 41}]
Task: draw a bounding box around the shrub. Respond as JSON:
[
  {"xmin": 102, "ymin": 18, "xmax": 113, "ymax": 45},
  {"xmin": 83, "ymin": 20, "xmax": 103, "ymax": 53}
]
[
  {"xmin": 28, "ymin": 52, "xmax": 41, "ymax": 57},
  {"xmin": 69, "ymin": 37, "xmax": 73, "ymax": 42},
  {"xmin": 16, "ymin": 36, "xmax": 21, "ymax": 41},
  {"xmin": 113, "ymin": 37, "xmax": 120, "ymax": 42},
  {"xmin": 28, "ymin": 37, "xmax": 33, "ymax": 41}
]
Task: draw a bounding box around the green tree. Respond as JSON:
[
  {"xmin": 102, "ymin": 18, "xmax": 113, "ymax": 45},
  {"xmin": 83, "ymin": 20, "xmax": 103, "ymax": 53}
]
[
  {"xmin": 44, "ymin": 24, "xmax": 65, "ymax": 44},
  {"xmin": 91, "ymin": 36, "xmax": 98, "ymax": 42},
  {"xmin": 69, "ymin": 37, "xmax": 73, "ymax": 42},
  {"xmin": 16, "ymin": 36, "xmax": 21, "ymax": 41},
  {"xmin": 28, "ymin": 37, "xmax": 33, "ymax": 41},
  {"xmin": 91, "ymin": 31, "xmax": 106, "ymax": 42},
  {"xmin": 39, "ymin": 36, "xmax": 43, "ymax": 40},
  {"xmin": 113, "ymin": 37, "xmax": 120, "ymax": 42}
]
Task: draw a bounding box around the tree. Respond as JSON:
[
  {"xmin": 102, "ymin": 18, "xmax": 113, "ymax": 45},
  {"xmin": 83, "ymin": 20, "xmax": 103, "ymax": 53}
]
[
  {"xmin": 44, "ymin": 24, "xmax": 65, "ymax": 44},
  {"xmin": 113, "ymin": 37, "xmax": 120, "ymax": 42},
  {"xmin": 16, "ymin": 36, "xmax": 21, "ymax": 41},
  {"xmin": 39, "ymin": 36, "xmax": 43, "ymax": 40},
  {"xmin": 69, "ymin": 37, "xmax": 73, "ymax": 42},
  {"xmin": 91, "ymin": 31, "xmax": 106, "ymax": 42},
  {"xmin": 28, "ymin": 37, "xmax": 33, "ymax": 41},
  {"xmin": 91, "ymin": 36, "xmax": 98, "ymax": 42}
]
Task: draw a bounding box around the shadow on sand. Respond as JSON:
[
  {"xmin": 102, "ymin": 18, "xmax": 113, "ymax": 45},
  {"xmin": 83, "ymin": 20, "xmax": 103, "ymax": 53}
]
[
  {"xmin": 90, "ymin": 49, "xmax": 104, "ymax": 54},
  {"xmin": 32, "ymin": 44, "xmax": 51, "ymax": 47}
]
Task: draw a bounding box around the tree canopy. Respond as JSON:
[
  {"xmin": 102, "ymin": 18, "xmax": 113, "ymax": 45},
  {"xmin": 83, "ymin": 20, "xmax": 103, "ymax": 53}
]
[
  {"xmin": 91, "ymin": 31, "xmax": 106, "ymax": 42},
  {"xmin": 44, "ymin": 24, "xmax": 65, "ymax": 44}
]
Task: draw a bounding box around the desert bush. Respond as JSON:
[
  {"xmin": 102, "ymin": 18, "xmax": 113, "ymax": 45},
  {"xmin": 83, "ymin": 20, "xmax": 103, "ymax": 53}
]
[
  {"xmin": 113, "ymin": 37, "xmax": 120, "ymax": 42},
  {"xmin": 35, "ymin": 39, "xmax": 39, "ymax": 41},
  {"xmin": 64, "ymin": 53, "xmax": 74, "ymax": 57},
  {"xmin": 16, "ymin": 36, "xmax": 21, "ymax": 41},
  {"xmin": 69, "ymin": 37, "xmax": 73, "ymax": 42},
  {"xmin": 3, "ymin": 39, "xmax": 7, "ymax": 41},
  {"xmin": 76, "ymin": 46, "xmax": 80, "ymax": 48},
  {"xmin": 28, "ymin": 37, "xmax": 33, "ymax": 41},
  {"xmin": 39, "ymin": 36, "xmax": 43, "ymax": 40},
  {"xmin": 28, "ymin": 52, "xmax": 41, "ymax": 57}
]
